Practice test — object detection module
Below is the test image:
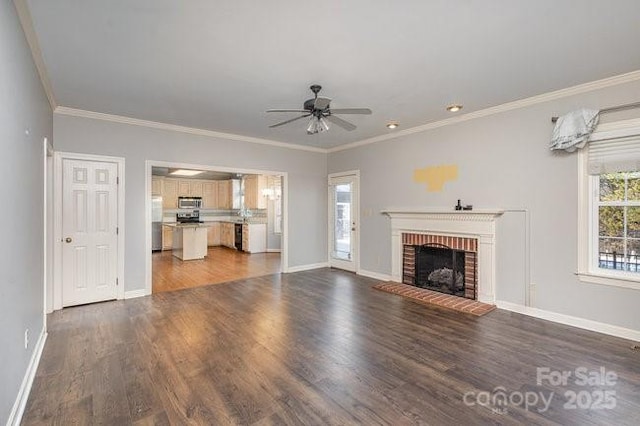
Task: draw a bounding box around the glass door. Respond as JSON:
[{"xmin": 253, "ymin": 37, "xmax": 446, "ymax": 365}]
[{"xmin": 329, "ymin": 172, "xmax": 359, "ymax": 272}]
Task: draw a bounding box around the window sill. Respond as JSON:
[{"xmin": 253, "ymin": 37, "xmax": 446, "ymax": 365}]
[{"xmin": 576, "ymin": 271, "xmax": 640, "ymax": 290}]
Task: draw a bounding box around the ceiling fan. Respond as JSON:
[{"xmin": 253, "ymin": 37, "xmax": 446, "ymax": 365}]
[{"xmin": 266, "ymin": 85, "xmax": 372, "ymax": 134}]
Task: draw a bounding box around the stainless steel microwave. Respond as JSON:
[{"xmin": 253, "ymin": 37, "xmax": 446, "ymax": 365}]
[{"xmin": 178, "ymin": 197, "xmax": 202, "ymax": 209}]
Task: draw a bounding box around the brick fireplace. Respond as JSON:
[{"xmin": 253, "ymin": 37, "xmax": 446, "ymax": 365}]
[
  {"xmin": 402, "ymin": 233, "xmax": 478, "ymax": 299},
  {"xmin": 382, "ymin": 208, "xmax": 504, "ymax": 304}
]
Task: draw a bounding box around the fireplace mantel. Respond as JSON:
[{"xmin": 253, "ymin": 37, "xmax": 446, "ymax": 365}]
[
  {"xmin": 382, "ymin": 208, "xmax": 504, "ymax": 220},
  {"xmin": 382, "ymin": 207, "xmax": 504, "ymax": 304}
]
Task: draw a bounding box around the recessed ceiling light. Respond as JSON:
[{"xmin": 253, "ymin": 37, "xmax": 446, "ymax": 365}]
[
  {"xmin": 170, "ymin": 169, "xmax": 203, "ymax": 176},
  {"xmin": 446, "ymin": 104, "xmax": 463, "ymax": 112},
  {"xmin": 386, "ymin": 122, "xmax": 399, "ymax": 129}
]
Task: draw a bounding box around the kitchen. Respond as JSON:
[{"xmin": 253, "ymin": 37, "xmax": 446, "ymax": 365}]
[{"xmin": 151, "ymin": 167, "xmax": 282, "ymax": 292}]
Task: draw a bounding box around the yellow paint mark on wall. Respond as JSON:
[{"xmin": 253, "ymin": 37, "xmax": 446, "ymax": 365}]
[{"xmin": 413, "ymin": 164, "xmax": 458, "ymax": 192}]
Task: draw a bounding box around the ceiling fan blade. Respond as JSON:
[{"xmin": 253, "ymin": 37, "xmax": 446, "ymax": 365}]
[
  {"xmin": 266, "ymin": 109, "xmax": 309, "ymax": 113},
  {"xmin": 326, "ymin": 114, "xmax": 357, "ymax": 131},
  {"xmin": 328, "ymin": 108, "xmax": 372, "ymax": 115},
  {"xmin": 314, "ymin": 97, "xmax": 331, "ymax": 110},
  {"xmin": 268, "ymin": 114, "xmax": 310, "ymax": 128}
]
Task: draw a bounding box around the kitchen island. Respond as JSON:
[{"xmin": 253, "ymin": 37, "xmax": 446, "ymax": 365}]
[{"xmin": 163, "ymin": 223, "xmax": 209, "ymax": 260}]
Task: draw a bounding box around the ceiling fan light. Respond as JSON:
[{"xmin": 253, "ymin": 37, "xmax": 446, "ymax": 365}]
[
  {"xmin": 306, "ymin": 117, "xmax": 317, "ymax": 134},
  {"xmin": 319, "ymin": 117, "xmax": 330, "ymax": 132},
  {"xmin": 272, "ymin": 85, "xmax": 369, "ymax": 134}
]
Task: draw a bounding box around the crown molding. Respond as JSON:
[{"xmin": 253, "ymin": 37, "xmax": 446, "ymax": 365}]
[
  {"xmin": 14, "ymin": 0, "xmax": 57, "ymax": 109},
  {"xmin": 52, "ymin": 67, "xmax": 640, "ymax": 155},
  {"xmin": 328, "ymin": 69, "xmax": 640, "ymax": 153},
  {"xmin": 54, "ymin": 106, "xmax": 327, "ymax": 154}
]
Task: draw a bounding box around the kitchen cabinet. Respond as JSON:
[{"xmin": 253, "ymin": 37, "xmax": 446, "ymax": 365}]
[
  {"xmin": 207, "ymin": 222, "xmax": 221, "ymax": 246},
  {"xmin": 220, "ymin": 222, "xmax": 235, "ymax": 248},
  {"xmin": 162, "ymin": 178, "xmax": 207, "ymax": 208},
  {"xmin": 244, "ymin": 175, "xmax": 268, "ymax": 210},
  {"xmin": 202, "ymin": 181, "xmax": 218, "ymax": 209},
  {"xmin": 217, "ymin": 180, "xmax": 231, "ymax": 210},
  {"xmin": 189, "ymin": 181, "xmax": 203, "ymax": 197},
  {"xmin": 157, "ymin": 177, "xmax": 240, "ymax": 210},
  {"xmin": 178, "ymin": 181, "xmax": 191, "ymax": 197},
  {"xmin": 152, "ymin": 176, "xmax": 164, "ymax": 196},
  {"xmin": 242, "ymin": 223, "xmax": 267, "ymax": 253},
  {"xmin": 162, "ymin": 225, "xmax": 173, "ymax": 250},
  {"xmin": 176, "ymin": 180, "xmax": 203, "ymax": 197},
  {"xmin": 171, "ymin": 225, "xmax": 208, "ymax": 260},
  {"xmin": 163, "ymin": 179, "xmax": 179, "ymax": 209}
]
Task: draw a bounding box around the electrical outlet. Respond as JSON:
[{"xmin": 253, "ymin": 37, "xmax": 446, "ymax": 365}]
[{"xmin": 24, "ymin": 329, "xmax": 29, "ymax": 349}]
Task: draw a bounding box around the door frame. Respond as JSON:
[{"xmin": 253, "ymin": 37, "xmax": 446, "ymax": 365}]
[
  {"xmin": 328, "ymin": 170, "xmax": 360, "ymax": 273},
  {"xmin": 145, "ymin": 160, "xmax": 289, "ymax": 295},
  {"xmin": 53, "ymin": 152, "xmax": 126, "ymax": 310},
  {"xmin": 44, "ymin": 138, "xmax": 53, "ymax": 315}
]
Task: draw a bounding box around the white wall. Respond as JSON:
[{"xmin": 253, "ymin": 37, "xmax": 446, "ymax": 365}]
[
  {"xmin": 53, "ymin": 114, "xmax": 328, "ymax": 291},
  {"xmin": 0, "ymin": 2, "xmax": 51, "ymax": 422},
  {"xmin": 328, "ymin": 79, "xmax": 640, "ymax": 332}
]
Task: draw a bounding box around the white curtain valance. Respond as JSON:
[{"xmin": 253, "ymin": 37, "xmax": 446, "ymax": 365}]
[
  {"xmin": 588, "ymin": 135, "xmax": 640, "ymax": 175},
  {"xmin": 550, "ymin": 108, "xmax": 600, "ymax": 152}
]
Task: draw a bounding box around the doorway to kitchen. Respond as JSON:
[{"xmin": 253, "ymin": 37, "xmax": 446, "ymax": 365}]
[{"xmin": 145, "ymin": 161, "xmax": 286, "ymax": 294}]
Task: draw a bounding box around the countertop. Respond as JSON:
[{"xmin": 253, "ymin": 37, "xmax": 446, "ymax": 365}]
[
  {"xmin": 163, "ymin": 218, "xmax": 266, "ymax": 225},
  {"xmin": 163, "ymin": 223, "xmax": 213, "ymax": 228}
]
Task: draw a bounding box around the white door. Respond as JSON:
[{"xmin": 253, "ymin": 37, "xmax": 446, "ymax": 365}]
[
  {"xmin": 329, "ymin": 173, "xmax": 359, "ymax": 272},
  {"xmin": 62, "ymin": 159, "xmax": 119, "ymax": 306}
]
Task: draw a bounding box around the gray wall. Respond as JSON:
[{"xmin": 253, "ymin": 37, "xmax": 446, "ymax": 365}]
[
  {"xmin": 328, "ymin": 79, "xmax": 640, "ymax": 332},
  {"xmin": 53, "ymin": 115, "xmax": 328, "ymax": 291},
  {"xmin": 0, "ymin": 2, "xmax": 51, "ymax": 422}
]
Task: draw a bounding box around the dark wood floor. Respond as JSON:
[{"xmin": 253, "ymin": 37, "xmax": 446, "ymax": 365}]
[
  {"xmin": 23, "ymin": 269, "xmax": 640, "ymax": 425},
  {"xmin": 152, "ymin": 247, "xmax": 281, "ymax": 293}
]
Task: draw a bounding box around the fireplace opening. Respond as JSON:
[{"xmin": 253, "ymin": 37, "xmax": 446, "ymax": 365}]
[
  {"xmin": 414, "ymin": 243, "xmax": 465, "ymax": 296},
  {"xmin": 401, "ymin": 242, "xmax": 477, "ymax": 299}
]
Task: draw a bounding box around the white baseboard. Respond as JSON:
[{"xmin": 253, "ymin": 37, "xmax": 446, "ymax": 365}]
[
  {"xmin": 7, "ymin": 328, "xmax": 47, "ymax": 426},
  {"xmin": 124, "ymin": 289, "xmax": 148, "ymax": 299},
  {"xmin": 286, "ymin": 262, "xmax": 329, "ymax": 273},
  {"xmin": 358, "ymin": 269, "xmax": 392, "ymax": 281},
  {"xmin": 266, "ymin": 249, "xmax": 281, "ymax": 253},
  {"xmin": 496, "ymin": 300, "xmax": 640, "ymax": 342}
]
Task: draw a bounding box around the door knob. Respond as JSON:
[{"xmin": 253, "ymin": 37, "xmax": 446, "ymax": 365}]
[{"xmin": 65, "ymin": 237, "xmax": 72, "ymax": 243}]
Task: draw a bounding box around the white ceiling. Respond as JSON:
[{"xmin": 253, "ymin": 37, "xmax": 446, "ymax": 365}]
[{"xmin": 26, "ymin": 0, "xmax": 640, "ymax": 149}]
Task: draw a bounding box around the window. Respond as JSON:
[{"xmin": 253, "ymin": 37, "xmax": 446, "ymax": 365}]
[
  {"xmin": 578, "ymin": 119, "xmax": 640, "ymax": 289},
  {"xmin": 595, "ymin": 172, "xmax": 640, "ymax": 273}
]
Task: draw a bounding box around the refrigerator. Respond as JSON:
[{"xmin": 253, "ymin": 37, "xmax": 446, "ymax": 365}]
[{"xmin": 152, "ymin": 196, "xmax": 163, "ymax": 251}]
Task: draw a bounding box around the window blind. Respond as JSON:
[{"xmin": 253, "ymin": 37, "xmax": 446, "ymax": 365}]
[{"xmin": 587, "ymin": 135, "xmax": 640, "ymax": 175}]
